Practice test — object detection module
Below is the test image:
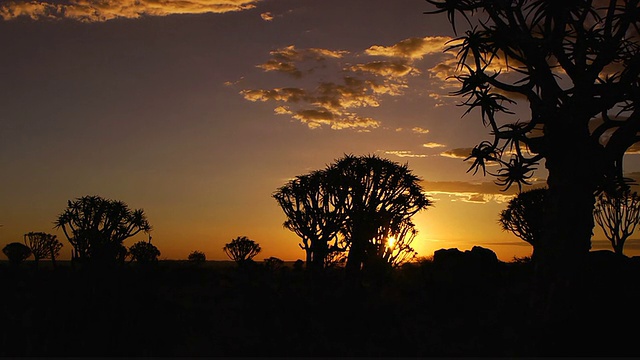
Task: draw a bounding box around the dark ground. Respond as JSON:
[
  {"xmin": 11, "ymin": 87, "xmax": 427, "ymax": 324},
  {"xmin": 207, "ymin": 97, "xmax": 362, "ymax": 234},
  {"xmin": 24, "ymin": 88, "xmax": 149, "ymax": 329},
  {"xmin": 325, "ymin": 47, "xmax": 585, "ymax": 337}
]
[{"xmin": 0, "ymin": 255, "xmax": 639, "ymax": 357}]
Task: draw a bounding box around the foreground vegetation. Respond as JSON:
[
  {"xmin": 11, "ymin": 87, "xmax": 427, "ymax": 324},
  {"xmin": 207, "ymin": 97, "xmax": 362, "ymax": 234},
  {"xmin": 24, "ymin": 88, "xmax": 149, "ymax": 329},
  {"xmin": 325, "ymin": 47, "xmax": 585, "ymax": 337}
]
[{"xmin": 1, "ymin": 252, "xmax": 639, "ymax": 357}]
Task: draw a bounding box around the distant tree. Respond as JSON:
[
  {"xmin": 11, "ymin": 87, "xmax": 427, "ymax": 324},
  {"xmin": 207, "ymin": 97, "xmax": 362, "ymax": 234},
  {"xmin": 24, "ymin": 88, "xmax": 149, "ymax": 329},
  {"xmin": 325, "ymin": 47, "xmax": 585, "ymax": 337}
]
[
  {"xmin": 23, "ymin": 232, "xmax": 63, "ymax": 268},
  {"xmin": 129, "ymin": 240, "xmax": 161, "ymax": 264},
  {"xmin": 188, "ymin": 250, "xmax": 206, "ymax": 263},
  {"xmin": 273, "ymin": 170, "xmax": 344, "ymax": 272},
  {"xmin": 424, "ymin": 0, "xmax": 640, "ymax": 274},
  {"xmin": 594, "ymin": 190, "xmax": 640, "ymax": 256},
  {"xmin": 54, "ymin": 195, "xmax": 151, "ymax": 266},
  {"xmin": 263, "ymin": 256, "xmax": 285, "ymax": 271},
  {"xmin": 223, "ymin": 236, "xmax": 261, "ymax": 264},
  {"xmin": 2, "ymin": 242, "xmax": 31, "ymax": 266},
  {"xmin": 499, "ymin": 188, "xmax": 548, "ymax": 260}
]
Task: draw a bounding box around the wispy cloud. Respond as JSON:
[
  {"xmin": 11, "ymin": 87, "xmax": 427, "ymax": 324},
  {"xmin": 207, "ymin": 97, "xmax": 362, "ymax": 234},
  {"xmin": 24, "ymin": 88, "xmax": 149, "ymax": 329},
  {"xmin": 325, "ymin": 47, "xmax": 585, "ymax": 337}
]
[
  {"xmin": 422, "ymin": 178, "xmax": 546, "ymax": 204},
  {"xmin": 423, "ymin": 142, "xmax": 446, "ymax": 148},
  {"xmin": 256, "ymin": 45, "xmax": 349, "ymax": 78},
  {"xmin": 383, "ymin": 150, "xmax": 428, "ymax": 158},
  {"xmin": 260, "ymin": 11, "xmax": 273, "ymax": 21},
  {"xmin": 440, "ymin": 148, "xmax": 472, "ymax": 159},
  {"xmin": 240, "ymin": 77, "xmax": 384, "ymax": 130},
  {"xmin": 0, "ymin": 0, "xmax": 261, "ymax": 22},
  {"xmin": 365, "ymin": 36, "xmax": 451, "ymax": 60},
  {"xmin": 412, "ymin": 127, "xmax": 430, "ymax": 134},
  {"xmin": 240, "ymin": 36, "xmax": 455, "ymax": 130}
]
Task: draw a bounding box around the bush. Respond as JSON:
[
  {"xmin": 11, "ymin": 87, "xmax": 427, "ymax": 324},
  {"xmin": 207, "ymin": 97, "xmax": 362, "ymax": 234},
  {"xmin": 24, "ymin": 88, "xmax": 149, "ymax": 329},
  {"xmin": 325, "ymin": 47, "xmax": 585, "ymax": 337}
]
[
  {"xmin": 2, "ymin": 242, "xmax": 32, "ymax": 266},
  {"xmin": 188, "ymin": 250, "xmax": 206, "ymax": 263}
]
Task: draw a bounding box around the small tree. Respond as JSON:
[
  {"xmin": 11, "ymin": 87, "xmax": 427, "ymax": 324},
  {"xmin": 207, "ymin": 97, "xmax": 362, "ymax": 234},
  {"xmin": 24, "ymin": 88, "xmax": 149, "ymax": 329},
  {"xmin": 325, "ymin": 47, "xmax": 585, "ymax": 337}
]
[
  {"xmin": 2, "ymin": 242, "xmax": 32, "ymax": 266},
  {"xmin": 129, "ymin": 241, "xmax": 161, "ymax": 264},
  {"xmin": 223, "ymin": 236, "xmax": 261, "ymax": 264},
  {"xmin": 23, "ymin": 232, "xmax": 62, "ymax": 268},
  {"xmin": 188, "ymin": 250, "xmax": 206, "ymax": 263},
  {"xmin": 499, "ymin": 188, "xmax": 548, "ymax": 260},
  {"xmin": 594, "ymin": 190, "xmax": 640, "ymax": 256}
]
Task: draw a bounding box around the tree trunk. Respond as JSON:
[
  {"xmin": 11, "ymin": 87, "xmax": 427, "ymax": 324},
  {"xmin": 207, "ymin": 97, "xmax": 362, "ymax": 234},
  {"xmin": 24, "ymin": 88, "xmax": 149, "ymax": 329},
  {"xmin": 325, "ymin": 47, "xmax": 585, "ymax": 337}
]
[{"xmin": 531, "ymin": 125, "xmax": 605, "ymax": 352}]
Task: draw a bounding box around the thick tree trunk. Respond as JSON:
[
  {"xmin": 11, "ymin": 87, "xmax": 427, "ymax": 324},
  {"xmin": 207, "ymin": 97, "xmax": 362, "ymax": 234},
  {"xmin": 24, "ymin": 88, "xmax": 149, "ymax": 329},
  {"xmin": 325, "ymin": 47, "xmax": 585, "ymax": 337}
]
[{"xmin": 531, "ymin": 125, "xmax": 606, "ymax": 353}]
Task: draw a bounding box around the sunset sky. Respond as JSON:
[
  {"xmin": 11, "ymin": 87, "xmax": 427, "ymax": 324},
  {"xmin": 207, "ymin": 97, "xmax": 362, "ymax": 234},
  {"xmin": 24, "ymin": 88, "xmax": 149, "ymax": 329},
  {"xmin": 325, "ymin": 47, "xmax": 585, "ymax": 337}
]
[{"xmin": 2, "ymin": 0, "xmax": 640, "ymax": 262}]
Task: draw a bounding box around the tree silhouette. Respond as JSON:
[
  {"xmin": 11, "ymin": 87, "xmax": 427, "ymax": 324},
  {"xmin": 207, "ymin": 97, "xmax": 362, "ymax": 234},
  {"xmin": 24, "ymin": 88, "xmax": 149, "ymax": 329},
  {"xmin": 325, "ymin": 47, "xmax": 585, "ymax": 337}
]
[
  {"xmin": 424, "ymin": 1, "xmax": 640, "ymax": 271},
  {"xmin": 2, "ymin": 242, "xmax": 31, "ymax": 266},
  {"xmin": 330, "ymin": 155, "xmax": 431, "ymax": 273},
  {"xmin": 129, "ymin": 240, "xmax": 161, "ymax": 264},
  {"xmin": 274, "ymin": 154, "xmax": 431, "ymax": 274},
  {"xmin": 23, "ymin": 232, "xmax": 63, "ymax": 268},
  {"xmin": 263, "ymin": 256, "xmax": 285, "ymax": 271},
  {"xmin": 499, "ymin": 188, "xmax": 548, "ymax": 260},
  {"xmin": 594, "ymin": 190, "xmax": 640, "ymax": 255},
  {"xmin": 273, "ymin": 170, "xmax": 345, "ymax": 271},
  {"xmin": 54, "ymin": 195, "xmax": 151, "ymax": 266},
  {"xmin": 188, "ymin": 250, "xmax": 206, "ymax": 263},
  {"xmin": 223, "ymin": 236, "xmax": 261, "ymax": 264}
]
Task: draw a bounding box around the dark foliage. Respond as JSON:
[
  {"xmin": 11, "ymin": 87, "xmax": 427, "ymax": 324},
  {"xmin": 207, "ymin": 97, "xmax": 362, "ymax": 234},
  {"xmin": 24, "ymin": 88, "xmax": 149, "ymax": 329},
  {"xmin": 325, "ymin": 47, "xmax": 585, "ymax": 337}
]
[
  {"xmin": 2, "ymin": 242, "xmax": 31, "ymax": 266},
  {"xmin": 187, "ymin": 251, "xmax": 206, "ymax": 263},
  {"xmin": 129, "ymin": 241, "xmax": 161, "ymax": 264}
]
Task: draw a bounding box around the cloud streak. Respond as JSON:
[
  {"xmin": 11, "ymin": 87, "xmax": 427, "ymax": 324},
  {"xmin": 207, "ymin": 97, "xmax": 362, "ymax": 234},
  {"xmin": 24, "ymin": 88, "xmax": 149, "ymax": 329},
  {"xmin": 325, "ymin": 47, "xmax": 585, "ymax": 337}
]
[
  {"xmin": 423, "ymin": 180, "xmax": 542, "ymax": 204},
  {"xmin": 0, "ymin": 0, "xmax": 260, "ymax": 22}
]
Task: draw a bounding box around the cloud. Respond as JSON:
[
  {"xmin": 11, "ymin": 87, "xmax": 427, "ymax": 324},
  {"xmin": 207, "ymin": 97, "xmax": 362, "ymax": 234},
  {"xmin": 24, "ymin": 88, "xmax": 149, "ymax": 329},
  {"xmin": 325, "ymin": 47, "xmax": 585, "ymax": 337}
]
[
  {"xmin": 365, "ymin": 36, "xmax": 452, "ymax": 59},
  {"xmin": 423, "ymin": 181, "xmax": 516, "ymax": 204},
  {"xmin": 440, "ymin": 148, "xmax": 472, "ymax": 159},
  {"xmin": 256, "ymin": 45, "xmax": 349, "ymax": 78},
  {"xmin": 423, "ymin": 142, "xmax": 446, "ymax": 148},
  {"xmin": 0, "ymin": 0, "xmax": 261, "ymax": 22},
  {"xmin": 260, "ymin": 11, "xmax": 272, "ymax": 21},
  {"xmin": 241, "ymin": 77, "xmax": 385, "ymax": 130},
  {"xmin": 241, "ymin": 37, "xmax": 455, "ymax": 131},
  {"xmin": 348, "ymin": 60, "xmax": 419, "ymax": 79},
  {"xmin": 412, "ymin": 127, "xmax": 430, "ymax": 134},
  {"xmin": 383, "ymin": 150, "xmax": 428, "ymax": 158}
]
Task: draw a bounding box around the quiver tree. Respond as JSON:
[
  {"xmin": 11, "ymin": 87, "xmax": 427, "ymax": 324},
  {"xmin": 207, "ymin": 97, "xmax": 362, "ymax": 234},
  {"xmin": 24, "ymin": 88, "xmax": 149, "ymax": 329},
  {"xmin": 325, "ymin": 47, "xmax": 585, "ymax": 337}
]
[
  {"xmin": 274, "ymin": 154, "xmax": 431, "ymax": 274},
  {"xmin": 54, "ymin": 195, "xmax": 151, "ymax": 266},
  {"xmin": 2, "ymin": 242, "xmax": 31, "ymax": 266},
  {"xmin": 223, "ymin": 236, "xmax": 261, "ymax": 264},
  {"xmin": 424, "ymin": 1, "xmax": 640, "ymax": 272},
  {"xmin": 273, "ymin": 170, "xmax": 345, "ymax": 271},
  {"xmin": 23, "ymin": 232, "xmax": 63, "ymax": 268},
  {"xmin": 594, "ymin": 190, "xmax": 640, "ymax": 255},
  {"xmin": 499, "ymin": 188, "xmax": 548, "ymax": 260},
  {"xmin": 330, "ymin": 155, "xmax": 431, "ymax": 273}
]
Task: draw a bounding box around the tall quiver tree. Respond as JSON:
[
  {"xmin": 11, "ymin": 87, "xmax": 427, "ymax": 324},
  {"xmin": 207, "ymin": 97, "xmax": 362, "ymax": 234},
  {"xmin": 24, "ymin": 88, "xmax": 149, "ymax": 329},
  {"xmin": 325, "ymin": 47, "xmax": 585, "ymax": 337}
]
[
  {"xmin": 54, "ymin": 195, "xmax": 151, "ymax": 267},
  {"xmin": 23, "ymin": 232, "xmax": 62, "ymax": 268},
  {"xmin": 273, "ymin": 170, "xmax": 345, "ymax": 271},
  {"xmin": 424, "ymin": 1, "xmax": 640, "ymax": 273},
  {"xmin": 594, "ymin": 190, "xmax": 640, "ymax": 255},
  {"xmin": 329, "ymin": 155, "xmax": 431, "ymax": 273},
  {"xmin": 500, "ymin": 188, "xmax": 548, "ymax": 260}
]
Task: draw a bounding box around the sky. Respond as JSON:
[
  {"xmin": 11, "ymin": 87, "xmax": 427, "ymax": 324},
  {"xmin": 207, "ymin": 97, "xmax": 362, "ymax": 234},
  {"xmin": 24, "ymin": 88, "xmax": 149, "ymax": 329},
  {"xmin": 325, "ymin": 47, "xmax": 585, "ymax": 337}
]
[{"xmin": 2, "ymin": 0, "xmax": 640, "ymax": 262}]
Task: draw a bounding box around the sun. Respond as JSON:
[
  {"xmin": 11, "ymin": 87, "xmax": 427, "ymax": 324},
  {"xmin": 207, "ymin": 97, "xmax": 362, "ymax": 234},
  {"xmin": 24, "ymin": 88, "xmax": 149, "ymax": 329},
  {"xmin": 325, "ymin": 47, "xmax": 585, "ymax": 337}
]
[{"xmin": 387, "ymin": 236, "xmax": 396, "ymax": 250}]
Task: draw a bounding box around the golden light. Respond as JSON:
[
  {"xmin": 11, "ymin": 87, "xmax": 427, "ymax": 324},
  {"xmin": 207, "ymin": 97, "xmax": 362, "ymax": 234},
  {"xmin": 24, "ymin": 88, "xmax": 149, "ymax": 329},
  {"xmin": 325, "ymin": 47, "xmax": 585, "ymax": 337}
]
[{"xmin": 387, "ymin": 236, "xmax": 396, "ymax": 249}]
